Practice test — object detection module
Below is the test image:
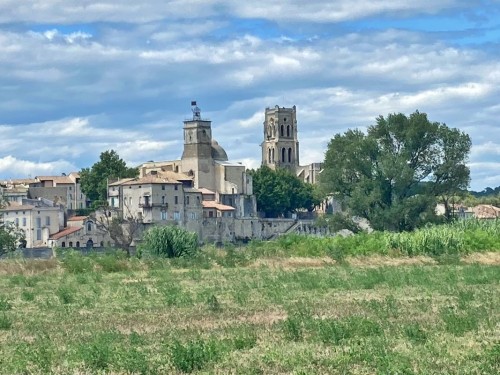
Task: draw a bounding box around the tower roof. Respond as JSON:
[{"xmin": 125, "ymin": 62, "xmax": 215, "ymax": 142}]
[{"xmin": 211, "ymin": 140, "xmax": 228, "ymax": 161}]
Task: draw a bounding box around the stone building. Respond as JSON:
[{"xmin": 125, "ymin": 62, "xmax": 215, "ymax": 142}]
[
  {"xmin": 109, "ymin": 102, "xmax": 258, "ymax": 243},
  {"xmin": 261, "ymin": 105, "xmax": 323, "ymax": 185},
  {"xmin": 0, "ymin": 198, "xmax": 64, "ymax": 248}
]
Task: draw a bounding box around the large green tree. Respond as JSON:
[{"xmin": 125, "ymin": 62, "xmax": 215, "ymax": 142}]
[
  {"xmin": 250, "ymin": 166, "xmax": 323, "ymax": 217},
  {"xmin": 80, "ymin": 150, "xmax": 138, "ymax": 205},
  {"xmin": 321, "ymin": 111, "xmax": 471, "ymax": 231}
]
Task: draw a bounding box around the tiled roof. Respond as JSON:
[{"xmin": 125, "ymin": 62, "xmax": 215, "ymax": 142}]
[
  {"xmin": 0, "ymin": 202, "xmax": 34, "ymax": 211},
  {"xmin": 36, "ymin": 176, "xmax": 74, "ymax": 184},
  {"xmin": 68, "ymin": 216, "xmax": 88, "ymax": 222},
  {"xmin": 198, "ymin": 188, "xmax": 216, "ymax": 195},
  {"xmin": 110, "ymin": 176, "xmax": 180, "ymax": 186},
  {"xmin": 202, "ymin": 201, "xmax": 235, "ymax": 211},
  {"xmin": 49, "ymin": 226, "xmax": 81, "ymax": 240}
]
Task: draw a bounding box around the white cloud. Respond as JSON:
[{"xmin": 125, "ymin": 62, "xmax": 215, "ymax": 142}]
[{"xmin": 0, "ymin": 156, "xmax": 77, "ymax": 178}]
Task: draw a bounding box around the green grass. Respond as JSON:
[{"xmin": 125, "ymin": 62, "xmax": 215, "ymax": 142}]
[{"xmin": 0, "ymin": 248, "xmax": 499, "ymax": 374}]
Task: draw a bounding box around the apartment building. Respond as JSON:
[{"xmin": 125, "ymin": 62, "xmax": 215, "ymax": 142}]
[{"xmin": 0, "ymin": 198, "xmax": 64, "ymax": 248}]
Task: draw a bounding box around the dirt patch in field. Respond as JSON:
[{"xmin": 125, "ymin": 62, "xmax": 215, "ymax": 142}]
[
  {"xmin": 249, "ymin": 257, "xmax": 335, "ymax": 269},
  {"xmin": 347, "ymin": 255, "xmax": 436, "ymax": 267},
  {"xmin": 0, "ymin": 258, "xmax": 60, "ymax": 276},
  {"xmin": 462, "ymin": 252, "xmax": 500, "ymax": 265}
]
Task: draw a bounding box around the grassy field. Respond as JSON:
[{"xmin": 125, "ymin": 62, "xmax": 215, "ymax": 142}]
[{"xmin": 0, "ymin": 249, "xmax": 499, "ymax": 374}]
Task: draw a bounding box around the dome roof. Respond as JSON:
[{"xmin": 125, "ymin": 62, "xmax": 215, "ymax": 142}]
[{"xmin": 211, "ymin": 140, "xmax": 228, "ymax": 161}]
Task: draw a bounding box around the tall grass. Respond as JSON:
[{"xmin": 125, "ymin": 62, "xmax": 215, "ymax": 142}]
[{"xmin": 247, "ymin": 218, "xmax": 500, "ymax": 259}]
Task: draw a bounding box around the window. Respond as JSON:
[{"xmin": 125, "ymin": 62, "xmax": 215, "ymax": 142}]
[
  {"xmin": 288, "ymin": 148, "xmax": 292, "ymax": 163},
  {"xmin": 36, "ymin": 217, "xmax": 41, "ymax": 228},
  {"xmin": 272, "ymin": 148, "xmax": 275, "ymax": 162},
  {"xmin": 209, "ymin": 211, "xmax": 214, "ymax": 218},
  {"xmin": 175, "ymin": 196, "xmax": 178, "ymax": 204},
  {"xmin": 162, "ymin": 185, "xmax": 165, "ymax": 190},
  {"xmin": 175, "ymin": 185, "xmax": 178, "ymax": 191},
  {"xmin": 87, "ymin": 222, "xmax": 92, "ymax": 232},
  {"xmin": 69, "ymin": 241, "xmax": 73, "ymax": 247},
  {"xmin": 190, "ymin": 212, "xmax": 196, "ymax": 220},
  {"xmin": 15, "ymin": 218, "xmax": 19, "ymax": 226},
  {"xmin": 46, "ymin": 216, "xmax": 51, "ymax": 226},
  {"xmin": 173, "ymin": 211, "xmax": 180, "ymax": 221},
  {"xmin": 268, "ymin": 148, "xmax": 271, "ymax": 163},
  {"xmin": 287, "ymin": 125, "xmax": 290, "ymax": 137},
  {"xmin": 61, "ymin": 242, "xmax": 66, "ymax": 248},
  {"xmin": 280, "ymin": 125, "xmax": 284, "ymax": 136},
  {"xmin": 76, "ymin": 241, "xmax": 80, "ymax": 248},
  {"xmin": 162, "ymin": 196, "xmax": 165, "ymax": 204},
  {"xmin": 282, "ymin": 148, "xmax": 286, "ymax": 162},
  {"xmin": 186, "ymin": 196, "xmax": 190, "ymax": 205},
  {"xmin": 36, "ymin": 229, "xmax": 42, "ymax": 241},
  {"xmin": 161, "ymin": 211, "xmax": 167, "ymax": 220},
  {"xmin": 79, "ymin": 203, "xmax": 83, "ymax": 208},
  {"xmin": 22, "ymin": 218, "xmax": 26, "ymax": 227}
]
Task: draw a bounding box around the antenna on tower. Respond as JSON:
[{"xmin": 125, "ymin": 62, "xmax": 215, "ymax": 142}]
[{"xmin": 191, "ymin": 101, "xmax": 201, "ymax": 120}]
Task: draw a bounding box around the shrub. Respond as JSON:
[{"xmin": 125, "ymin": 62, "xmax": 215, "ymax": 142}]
[
  {"xmin": 170, "ymin": 338, "xmax": 222, "ymax": 373},
  {"xmin": 60, "ymin": 250, "xmax": 94, "ymax": 274},
  {"xmin": 140, "ymin": 226, "xmax": 199, "ymax": 258}
]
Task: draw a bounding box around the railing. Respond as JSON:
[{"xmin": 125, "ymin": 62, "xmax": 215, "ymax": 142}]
[{"xmin": 139, "ymin": 203, "xmax": 168, "ymax": 209}]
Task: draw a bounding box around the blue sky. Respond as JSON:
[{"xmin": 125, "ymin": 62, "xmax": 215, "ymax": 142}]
[{"xmin": 0, "ymin": 0, "xmax": 499, "ymax": 191}]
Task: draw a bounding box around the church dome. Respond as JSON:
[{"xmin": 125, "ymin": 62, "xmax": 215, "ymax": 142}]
[{"xmin": 211, "ymin": 140, "xmax": 228, "ymax": 161}]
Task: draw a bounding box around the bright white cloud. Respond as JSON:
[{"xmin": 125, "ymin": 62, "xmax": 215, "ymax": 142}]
[{"xmin": 0, "ymin": 2, "xmax": 499, "ymax": 191}]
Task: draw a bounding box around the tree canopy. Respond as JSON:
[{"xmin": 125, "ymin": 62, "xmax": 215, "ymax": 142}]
[
  {"xmin": 250, "ymin": 166, "xmax": 323, "ymax": 217},
  {"xmin": 80, "ymin": 150, "xmax": 138, "ymax": 205},
  {"xmin": 321, "ymin": 111, "xmax": 471, "ymax": 231}
]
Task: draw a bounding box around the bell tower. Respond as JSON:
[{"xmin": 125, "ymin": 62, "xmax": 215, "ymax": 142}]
[
  {"xmin": 261, "ymin": 105, "xmax": 299, "ymax": 173},
  {"xmin": 181, "ymin": 101, "xmax": 215, "ymax": 189}
]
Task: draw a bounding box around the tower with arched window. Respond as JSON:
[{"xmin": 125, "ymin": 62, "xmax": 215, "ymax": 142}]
[{"xmin": 261, "ymin": 105, "xmax": 299, "ymax": 173}]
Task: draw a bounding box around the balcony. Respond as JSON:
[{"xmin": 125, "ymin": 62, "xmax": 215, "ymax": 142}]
[{"xmin": 139, "ymin": 203, "xmax": 168, "ymax": 209}]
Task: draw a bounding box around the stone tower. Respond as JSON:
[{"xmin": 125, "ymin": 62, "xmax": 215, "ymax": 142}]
[
  {"xmin": 181, "ymin": 101, "xmax": 216, "ymax": 189},
  {"xmin": 261, "ymin": 105, "xmax": 299, "ymax": 173}
]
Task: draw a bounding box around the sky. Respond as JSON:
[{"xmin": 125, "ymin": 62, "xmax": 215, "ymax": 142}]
[{"xmin": 0, "ymin": 1, "xmax": 499, "ymax": 191}]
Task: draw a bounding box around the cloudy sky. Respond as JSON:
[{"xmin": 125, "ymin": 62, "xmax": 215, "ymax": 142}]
[{"xmin": 0, "ymin": 1, "xmax": 499, "ymax": 191}]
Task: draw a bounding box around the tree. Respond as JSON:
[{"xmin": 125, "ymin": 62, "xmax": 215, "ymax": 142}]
[
  {"xmin": 94, "ymin": 202, "xmax": 142, "ymax": 257},
  {"xmin": 0, "ymin": 194, "xmax": 25, "ymax": 256},
  {"xmin": 250, "ymin": 166, "xmax": 323, "ymax": 217},
  {"xmin": 80, "ymin": 150, "xmax": 138, "ymax": 205},
  {"xmin": 321, "ymin": 111, "xmax": 471, "ymax": 231}
]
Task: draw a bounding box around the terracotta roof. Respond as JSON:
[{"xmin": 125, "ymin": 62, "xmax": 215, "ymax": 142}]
[
  {"xmin": 198, "ymin": 188, "xmax": 216, "ymax": 195},
  {"xmin": 49, "ymin": 226, "xmax": 81, "ymax": 240},
  {"xmin": 36, "ymin": 176, "xmax": 73, "ymax": 184},
  {"xmin": 1, "ymin": 178, "xmax": 36, "ymax": 186},
  {"xmin": 110, "ymin": 176, "xmax": 180, "ymax": 186},
  {"xmin": 0, "ymin": 202, "xmax": 34, "ymax": 211},
  {"xmin": 108, "ymin": 178, "xmax": 136, "ymax": 187},
  {"xmin": 202, "ymin": 201, "xmax": 235, "ymax": 211},
  {"xmin": 473, "ymin": 205, "xmax": 500, "ymax": 219},
  {"xmin": 68, "ymin": 216, "xmax": 88, "ymax": 222}
]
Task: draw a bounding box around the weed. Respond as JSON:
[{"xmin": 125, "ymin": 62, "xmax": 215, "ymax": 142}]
[
  {"xmin": 207, "ymin": 294, "xmax": 222, "ymax": 312},
  {"xmin": 232, "ymin": 325, "xmax": 258, "ymax": 350},
  {"xmin": 404, "ymin": 323, "xmax": 428, "ymax": 344},
  {"xmin": 170, "ymin": 338, "xmax": 222, "ymax": 373},
  {"xmin": 0, "ymin": 295, "xmax": 12, "ymax": 311},
  {"xmin": 441, "ymin": 307, "xmax": 479, "ymax": 336},
  {"xmin": 21, "ymin": 290, "xmax": 36, "ymax": 302},
  {"xmin": 56, "ymin": 285, "xmax": 75, "ymax": 304},
  {"xmin": 0, "ymin": 313, "xmax": 12, "ymax": 329}
]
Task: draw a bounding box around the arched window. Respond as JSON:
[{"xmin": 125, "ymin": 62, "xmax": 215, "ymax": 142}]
[
  {"xmin": 61, "ymin": 242, "xmax": 66, "ymax": 248},
  {"xmin": 87, "ymin": 222, "xmax": 92, "ymax": 232},
  {"xmin": 100, "ymin": 241, "xmax": 104, "ymax": 247},
  {"xmin": 282, "ymin": 148, "xmax": 286, "ymax": 162},
  {"xmin": 287, "ymin": 125, "xmax": 290, "ymax": 137},
  {"xmin": 268, "ymin": 148, "xmax": 272, "ymax": 163},
  {"xmin": 69, "ymin": 241, "xmax": 73, "ymax": 248},
  {"xmin": 288, "ymin": 148, "xmax": 292, "ymax": 163},
  {"xmin": 76, "ymin": 241, "xmax": 80, "ymax": 248},
  {"xmin": 271, "ymin": 148, "xmax": 275, "ymax": 162},
  {"xmin": 280, "ymin": 125, "xmax": 284, "ymax": 136}
]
